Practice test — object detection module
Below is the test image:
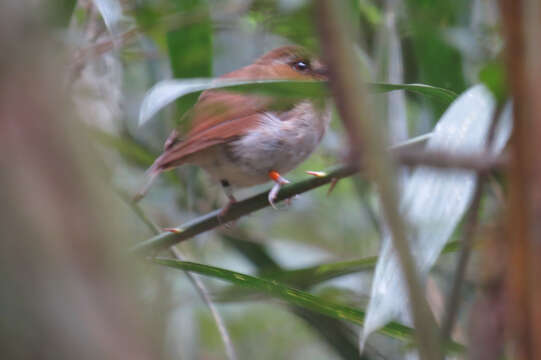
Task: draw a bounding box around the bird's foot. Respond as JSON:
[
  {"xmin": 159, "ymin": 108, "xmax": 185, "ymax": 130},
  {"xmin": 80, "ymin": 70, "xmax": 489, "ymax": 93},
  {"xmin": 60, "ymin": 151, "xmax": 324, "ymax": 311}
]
[{"xmin": 268, "ymin": 170, "xmax": 290, "ymax": 209}]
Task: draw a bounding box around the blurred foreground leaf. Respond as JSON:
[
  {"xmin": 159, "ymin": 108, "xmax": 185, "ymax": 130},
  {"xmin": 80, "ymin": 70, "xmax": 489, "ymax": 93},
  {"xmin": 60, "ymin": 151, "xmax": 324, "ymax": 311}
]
[
  {"xmin": 139, "ymin": 78, "xmax": 457, "ymax": 126},
  {"xmin": 94, "ymin": 0, "xmax": 133, "ymax": 35},
  {"xmin": 166, "ymin": 0, "xmax": 212, "ymax": 123},
  {"xmin": 49, "ymin": 0, "xmax": 76, "ymax": 27},
  {"xmin": 479, "ymin": 62, "xmax": 507, "ymax": 104},
  {"xmin": 217, "ymin": 240, "xmax": 461, "ymax": 302},
  {"xmin": 362, "ymin": 86, "xmax": 513, "ymax": 343},
  {"xmin": 153, "ymin": 258, "xmax": 465, "ymax": 353},
  {"xmin": 404, "ymin": 0, "xmax": 468, "ymax": 115}
]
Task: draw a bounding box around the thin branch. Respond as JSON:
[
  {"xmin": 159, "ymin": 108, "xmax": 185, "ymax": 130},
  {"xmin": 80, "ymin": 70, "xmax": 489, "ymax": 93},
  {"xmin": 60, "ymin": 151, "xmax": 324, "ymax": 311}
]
[
  {"xmin": 70, "ymin": 0, "xmax": 252, "ymax": 69},
  {"xmin": 396, "ymin": 150, "xmax": 507, "ymax": 172},
  {"xmin": 441, "ymin": 104, "xmax": 504, "ymax": 342},
  {"xmin": 131, "ymin": 165, "xmax": 358, "ymax": 254},
  {"xmin": 170, "ymin": 247, "xmax": 238, "ymax": 360},
  {"xmin": 440, "ymin": 179, "xmax": 484, "ymax": 340},
  {"xmin": 118, "ymin": 191, "xmax": 237, "ymax": 360},
  {"xmin": 130, "ymin": 147, "xmax": 505, "ymax": 255},
  {"xmin": 71, "ymin": 27, "xmax": 139, "ymax": 68},
  {"xmin": 315, "ymin": 1, "xmax": 443, "ymax": 359}
]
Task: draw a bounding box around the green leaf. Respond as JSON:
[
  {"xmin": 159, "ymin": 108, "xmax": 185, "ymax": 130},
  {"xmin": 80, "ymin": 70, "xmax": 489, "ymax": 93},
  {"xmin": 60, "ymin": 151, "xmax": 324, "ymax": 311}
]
[
  {"xmin": 222, "ymin": 234, "xmax": 364, "ymax": 360},
  {"xmin": 216, "ymin": 240, "xmax": 462, "ymax": 303},
  {"xmin": 368, "ymin": 83, "xmax": 458, "ymax": 103},
  {"xmin": 404, "ymin": 0, "xmax": 468, "ymax": 115},
  {"xmin": 139, "ymin": 78, "xmax": 457, "ymax": 126},
  {"xmin": 358, "ymin": 0, "xmax": 382, "ymax": 25},
  {"xmin": 265, "ymin": 240, "xmax": 461, "ymax": 289},
  {"xmin": 479, "ymin": 61, "xmax": 507, "ymax": 104},
  {"xmin": 49, "ymin": 0, "xmax": 77, "ymax": 27},
  {"xmin": 153, "ymin": 258, "xmax": 465, "ymax": 353},
  {"xmin": 89, "ymin": 127, "xmax": 181, "ymax": 185},
  {"xmin": 166, "ymin": 0, "xmax": 212, "ymax": 125}
]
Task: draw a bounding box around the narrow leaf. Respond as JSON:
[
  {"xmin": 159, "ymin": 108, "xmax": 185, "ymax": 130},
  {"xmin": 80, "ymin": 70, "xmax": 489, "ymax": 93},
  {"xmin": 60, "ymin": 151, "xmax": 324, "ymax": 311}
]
[
  {"xmin": 93, "ymin": 0, "xmax": 131, "ymax": 36},
  {"xmin": 369, "ymin": 83, "xmax": 457, "ymax": 103},
  {"xmin": 216, "ymin": 241, "xmax": 462, "ymax": 302},
  {"xmin": 264, "ymin": 240, "xmax": 460, "ymax": 289},
  {"xmin": 153, "ymin": 258, "xmax": 464, "ymax": 353},
  {"xmin": 166, "ymin": 0, "xmax": 212, "ymax": 120},
  {"xmin": 138, "ymin": 78, "xmax": 456, "ymax": 126},
  {"xmin": 361, "ymin": 86, "xmax": 513, "ymax": 344}
]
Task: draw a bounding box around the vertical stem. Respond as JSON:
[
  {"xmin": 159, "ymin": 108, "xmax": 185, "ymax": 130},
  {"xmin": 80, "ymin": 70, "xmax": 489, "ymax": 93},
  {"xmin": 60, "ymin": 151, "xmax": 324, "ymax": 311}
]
[
  {"xmin": 315, "ymin": 1, "xmax": 443, "ymax": 359},
  {"xmin": 441, "ymin": 104, "xmax": 503, "ymax": 342},
  {"xmin": 501, "ymin": 0, "xmax": 541, "ymax": 358},
  {"xmin": 440, "ymin": 180, "xmax": 483, "ymax": 340}
]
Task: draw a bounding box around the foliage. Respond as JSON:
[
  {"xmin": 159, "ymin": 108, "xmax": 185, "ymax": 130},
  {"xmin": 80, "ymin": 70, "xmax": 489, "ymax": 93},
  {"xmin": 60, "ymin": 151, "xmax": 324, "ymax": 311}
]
[{"xmin": 6, "ymin": 0, "xmax": 523, "ymax": 359}]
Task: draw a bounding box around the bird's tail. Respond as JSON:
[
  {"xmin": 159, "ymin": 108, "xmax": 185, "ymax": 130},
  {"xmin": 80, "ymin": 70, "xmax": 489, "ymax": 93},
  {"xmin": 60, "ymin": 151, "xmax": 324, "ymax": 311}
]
[{"xmin": 133, "ymin": 163, "xmax": 161, "ymax": 203}]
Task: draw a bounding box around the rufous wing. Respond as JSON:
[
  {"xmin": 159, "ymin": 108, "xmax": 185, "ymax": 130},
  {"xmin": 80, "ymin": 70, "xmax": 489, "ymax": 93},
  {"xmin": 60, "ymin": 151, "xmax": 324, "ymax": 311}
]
[{"xmin": 155, "ymin": 110, "xmax": 266, "ymax": 171}]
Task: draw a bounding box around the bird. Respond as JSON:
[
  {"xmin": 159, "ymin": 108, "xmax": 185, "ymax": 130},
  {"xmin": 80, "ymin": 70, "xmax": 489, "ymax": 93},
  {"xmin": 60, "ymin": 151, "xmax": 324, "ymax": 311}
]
[{"xmin": 135, "ymin": 45, "xmax": 331, "ymax": 214}]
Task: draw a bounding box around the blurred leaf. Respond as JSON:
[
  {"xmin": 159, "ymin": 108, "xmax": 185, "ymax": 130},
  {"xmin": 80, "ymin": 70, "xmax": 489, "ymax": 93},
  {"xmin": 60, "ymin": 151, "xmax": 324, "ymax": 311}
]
[
  {"xmin": 370, "ymin": 83, "xmax": 457, "ymax": 103},
  {"xmin": 91, "ymin": 128, "xmax": 155, "ymax": 166},
  {"xmin": 156, "ymin": 260, "xmax": 403, "ymax": 342},
  {"xmin": 222, "ymin": 233, "xmax": 366, "ymax": 360},
  {"xmin": 49, "ymin": 0, "xmax": 76, "ymax": 27},
  {"xmin": 362, "ymin": 86, "xmax": 513, "ymax": 343},
  {"xmin": 94, "ymin": 0, "xmax": 132, "ymax": 36},
  {"xmin": 90, "ymin": 127, "xmax": 181, "ymax": 185},
  {"xmin": 267, "ymin": 240, "xmax": 461, "ymax": 290},
  {"xmin": 221, "ymin": 233, "xmax": 281, "ymax": 273},
  {"xmin": 479, "ymin": 61, "xmax": 507, "ymax": 104},
  {"xmin": 133, "ymin": 0, "xmax": 172, "ymax": 50},
  {"xmin": 250, "ymin": 1, "xmax": 318, "ymax": 50},
  {"xmin": 166, "ymin": 0, "xmax": 212, "ymax": 123},
  {"xmin": 139, "ymin": 78, "xmax": 457, "ymax": 126},
  {"xmin": 291, "ymin": 307, "xmax": 366, "ymax": 360},
  {"xmin": 358, "ymin": 0, "xmax": 382, "ymax": 25},
  {"xmin": 264, "ymin": 256, "xmax": 377, "ymax": 288},
  {"xmin": 404, "ymin": 0, "xmax": 468, "ymax": 115},
  {"xmin": 217, "ymin": 240, "xmax": 461, "ymax": 302},
  {"xmin": 154, "ymin": 258, "xmax": 465, "ymax": 353}
]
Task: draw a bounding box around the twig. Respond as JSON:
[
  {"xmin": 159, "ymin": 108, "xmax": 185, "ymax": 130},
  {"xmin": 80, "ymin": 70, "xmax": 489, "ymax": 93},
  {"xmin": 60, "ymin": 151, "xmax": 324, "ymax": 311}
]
[
  {"xmin": 131, "ymin": 165, "xmax": 358, "ymax": 254},
  {"xmin": 315, "ymin": 1, "xmax": 443, "ymax": 359},
  {"xmin": 130, "ymin": 146, "xmax": 505, "ymax": 255},
  {"xmin": 440, "ymin": 180, "xmax": 484, "ymax": 340},
  {"xmin": 170, "ymin": 247, "xmax": 238, "ymax": 360},
  {"xmin": 118, "ymin": 191, "xmax": 237, "ymax": 360},
  {"xmin": 396, "ymin": 150, "xmax": 507, "ymax": 172},
  {"xmin": 71, "ymin": 0, "xmax": 252, "ymax": 69},
  {"xmin": 440, "ymin": 104, "xmax": 504, "ymax": 342},
  {"xmin": 71, "ymin": 27, "xmax": 139, "ymax": 68},
  {"xmin": 500, "ymin": 1, "xmax": 541, "ymax": 357}
]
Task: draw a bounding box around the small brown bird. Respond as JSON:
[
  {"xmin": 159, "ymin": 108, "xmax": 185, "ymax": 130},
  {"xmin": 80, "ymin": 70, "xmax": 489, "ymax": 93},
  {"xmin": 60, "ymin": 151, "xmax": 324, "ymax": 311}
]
[{"xmin": 136, "ymin": 46, "xmax": 330, "ymax": 212}]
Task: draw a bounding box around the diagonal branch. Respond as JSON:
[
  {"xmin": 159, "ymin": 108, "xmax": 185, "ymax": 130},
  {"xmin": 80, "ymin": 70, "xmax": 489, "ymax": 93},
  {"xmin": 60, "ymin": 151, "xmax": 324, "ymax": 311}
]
[
  {"xmin": 130, "ymin": 148, "xmax": 505, "ymax": 255},
  {"xmin": 131, "ymin": 165, "xmax": 358, "ymax": 254}
]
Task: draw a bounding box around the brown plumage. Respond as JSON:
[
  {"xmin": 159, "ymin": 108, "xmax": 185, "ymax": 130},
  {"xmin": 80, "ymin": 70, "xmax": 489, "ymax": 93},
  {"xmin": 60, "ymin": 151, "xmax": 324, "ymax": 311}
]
[{"xmin": 136, "ymin": 46, "xmax": 329, "ymax": 208}]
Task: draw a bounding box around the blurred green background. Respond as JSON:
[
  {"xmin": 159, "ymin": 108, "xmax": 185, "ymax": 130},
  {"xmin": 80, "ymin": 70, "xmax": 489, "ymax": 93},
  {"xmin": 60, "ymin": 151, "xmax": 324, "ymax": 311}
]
[{"xmin": 2, "ymin": 0, "xmax": 507, "ymax": 359}]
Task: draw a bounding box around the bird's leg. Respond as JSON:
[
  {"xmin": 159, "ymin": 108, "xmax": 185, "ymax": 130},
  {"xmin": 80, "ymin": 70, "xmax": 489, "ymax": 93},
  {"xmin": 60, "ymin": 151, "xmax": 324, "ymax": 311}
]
[
  {"xmin": 268, "ymin": 170, "xmax": 290, "ymax": 209},
  {"xmin": 218, "ymin": 179, "xmax": 237, "ymax": 220}
]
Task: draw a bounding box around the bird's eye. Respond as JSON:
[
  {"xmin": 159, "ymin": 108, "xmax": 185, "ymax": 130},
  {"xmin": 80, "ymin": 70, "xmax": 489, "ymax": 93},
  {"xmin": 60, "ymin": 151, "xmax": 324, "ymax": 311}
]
[{"xmin": 294, "ymin": 61, "xmax": 310, "ymax": 71}]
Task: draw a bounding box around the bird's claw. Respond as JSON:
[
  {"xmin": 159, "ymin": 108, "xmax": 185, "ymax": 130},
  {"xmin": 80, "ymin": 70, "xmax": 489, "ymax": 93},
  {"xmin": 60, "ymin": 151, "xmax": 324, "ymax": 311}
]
[
  {"xmin": 267, "ymin": 171, "xmax": 290, "ymax": 209},
  {"xmin": 268, "ymin": 182, "xmax": 283, "ymax": 209}
]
